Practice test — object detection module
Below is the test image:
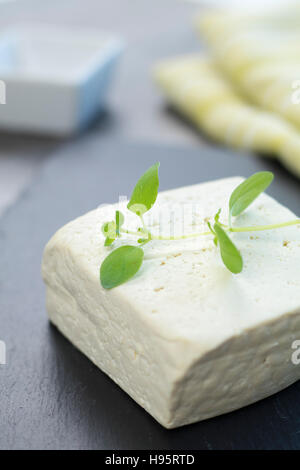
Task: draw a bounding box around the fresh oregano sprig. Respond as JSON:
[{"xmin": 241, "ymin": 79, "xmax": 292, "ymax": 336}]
[{"xmin": 100, "ymin": 165, "xmax": 300, "ymax": 288}]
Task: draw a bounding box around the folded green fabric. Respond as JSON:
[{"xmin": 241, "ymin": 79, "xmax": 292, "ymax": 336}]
[
  {"xmin": 154, "ymin": 55, "xmax": 300, "ymax": 177},
  {"xmin": 196, "ymin": 3, "xmax": 300, "ymax": 131}
]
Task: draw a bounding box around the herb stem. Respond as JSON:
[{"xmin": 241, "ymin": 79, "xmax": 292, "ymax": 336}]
[
  {"xmin": 228, "ymin": 212, "xmax": 232, "ymax": 230},
  {"xmin": 120, "ymin": 228, "xmax": 141, "ymax": 236},
  {"xmin": 121, "ymin": 228, "xmax": 214, "ymax": 240},
  {"xmin": 140, "ymin": 215, "xmax": 148, "ymax": 233},
  {"xmin": 120, "ymin": 218, "xmax": 300, "ymax": 240},
  {"xmin": 229, "ymin": 219, "xmax": 300, "ymax": 233}
]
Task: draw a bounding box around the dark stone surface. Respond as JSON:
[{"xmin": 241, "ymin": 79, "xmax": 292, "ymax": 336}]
[{"xmin": 0, "ymin": 135, "xmax": 300, "ymax": 450}]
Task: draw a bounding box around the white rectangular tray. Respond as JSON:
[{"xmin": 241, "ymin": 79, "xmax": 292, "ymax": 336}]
[{"xmin": 0, "ymin": 24, "xmax": 124, "ymax": 135}]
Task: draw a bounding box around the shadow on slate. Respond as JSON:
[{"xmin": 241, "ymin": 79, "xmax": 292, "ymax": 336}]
[{"xmin": 0, "ymin": 135, "xmax": 300, "ymax": 450}]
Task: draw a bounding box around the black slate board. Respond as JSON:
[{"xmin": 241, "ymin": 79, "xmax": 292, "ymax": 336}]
[{"xmin": 1, "ymin": 136, "xmax": 300, "ymax": 450}]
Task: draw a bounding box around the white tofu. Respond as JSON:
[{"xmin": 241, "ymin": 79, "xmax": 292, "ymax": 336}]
[{"xmin": 42, "ymin": 177, "xmax": 300, "ymax": 428}]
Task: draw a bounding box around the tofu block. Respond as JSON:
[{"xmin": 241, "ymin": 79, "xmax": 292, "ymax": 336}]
[{"xmin": 42, "ymin": 177, "xmax": 300, "ymax": 428}]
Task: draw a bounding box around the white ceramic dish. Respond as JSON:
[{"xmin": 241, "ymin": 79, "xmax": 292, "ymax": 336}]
[{"xmin": 0, "ymin": 24, "xmax": 124, "ymax": 135}]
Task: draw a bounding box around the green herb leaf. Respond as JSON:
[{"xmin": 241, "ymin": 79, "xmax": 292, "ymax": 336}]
[
  {"xmin": 207, "ymin": 221, "xmax": 215, "ymax": 234},
  {"xmin": 100, "ymin": 245, "xmax": 144, "ymax": 289},
  {"xmin": 104, "ymin": 237, "xmax": 115, "ymax": 247},
  {"xmin": 214, "ymin": 208, "xmax": 221, "ymax": 224},
  {"xmin": 229, "ymin": 172, "xmax": 274, "ymax": 218},
  {"xmin": 102, "ymin": 221, "xmax": 116, "ymax": 238},
  {"xmin": 214, "ymin": 224, "xmax": 243, "ymax": 274},
  {"xmin": 127, "ymin": 162, "xmax": 160, "ymax": 216},
  {"xmin": 115, "ymin": 210, "xmax": 124, "ymax": 236},
  {"xmin": 137, "ymin": 232, "xmax": 152, "ymax": 245}
]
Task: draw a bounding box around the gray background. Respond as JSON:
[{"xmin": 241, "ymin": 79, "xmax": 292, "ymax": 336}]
[{"xmin": 0, "ymin": 0, "xmax": 205, "ymax": 216}]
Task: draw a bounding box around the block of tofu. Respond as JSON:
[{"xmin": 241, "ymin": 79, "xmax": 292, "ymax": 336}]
[{"xmin": 42, "ymin": 177, "xmax": 300, "ymax": 428}]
